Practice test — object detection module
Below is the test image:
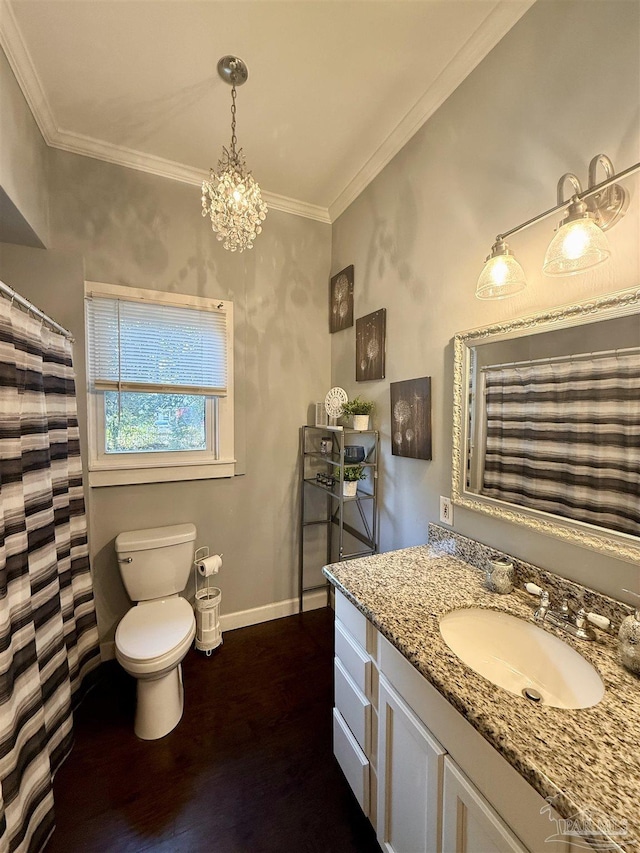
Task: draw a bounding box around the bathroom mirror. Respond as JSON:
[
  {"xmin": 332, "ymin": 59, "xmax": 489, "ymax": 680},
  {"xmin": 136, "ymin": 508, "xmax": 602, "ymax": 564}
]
[{"xmin": 452, "ymin": 286, "xmax": 640, "ymax": 564}]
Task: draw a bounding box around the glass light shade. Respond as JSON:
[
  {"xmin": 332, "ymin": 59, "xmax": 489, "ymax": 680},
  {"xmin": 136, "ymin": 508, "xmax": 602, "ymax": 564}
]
[
  {"xmin": 476, "ymin": 253, "xmax": 527, "ymax": 300},
  {"xmin": 543, "ymin": 218, "xmax": 611, "ymax": 276}
]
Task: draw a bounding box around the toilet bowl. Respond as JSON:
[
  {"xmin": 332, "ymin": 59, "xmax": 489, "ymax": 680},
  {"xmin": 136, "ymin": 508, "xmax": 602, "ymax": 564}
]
[
  {"xmin": 116, "ymin": 596, "xmax": 196, "ymax": 739},
  {"xmin": 114, "ymin": 523, "xmax": 197, "ymax": 740}
]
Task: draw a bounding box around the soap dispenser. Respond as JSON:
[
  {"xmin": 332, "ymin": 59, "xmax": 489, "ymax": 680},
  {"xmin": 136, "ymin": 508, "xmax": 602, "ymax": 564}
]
[{"xmin": 618, "ymin": 589, "xmax": 640, "ymax": 675}]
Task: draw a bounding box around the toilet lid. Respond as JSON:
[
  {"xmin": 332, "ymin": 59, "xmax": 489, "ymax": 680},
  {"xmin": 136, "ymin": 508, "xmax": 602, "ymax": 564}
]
[{"xmin": 116, "ymin": 597, "xmax": 194, "ymax": 661}]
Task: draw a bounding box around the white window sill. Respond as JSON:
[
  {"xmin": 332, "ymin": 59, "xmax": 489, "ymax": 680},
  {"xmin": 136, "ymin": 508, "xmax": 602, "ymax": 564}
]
[{"xmin": 88, "ymin": 459, "xmax": 236, "ymax": 487}]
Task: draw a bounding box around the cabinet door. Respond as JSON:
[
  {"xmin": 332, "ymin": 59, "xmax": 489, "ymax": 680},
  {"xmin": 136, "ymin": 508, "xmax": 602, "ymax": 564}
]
[
  {"xmin": 377, "ymin": 675, "xmax": 446, "ymax": 853},
  {"xmin": 442, "ymin": 757, "xmax": 529, "ymax": 853}
]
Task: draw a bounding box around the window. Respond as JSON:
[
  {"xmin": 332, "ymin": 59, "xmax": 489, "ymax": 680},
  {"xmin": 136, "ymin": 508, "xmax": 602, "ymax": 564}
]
[{"xmin": 85, "ymin": 282, "xmax": 234, "ymax": 486}]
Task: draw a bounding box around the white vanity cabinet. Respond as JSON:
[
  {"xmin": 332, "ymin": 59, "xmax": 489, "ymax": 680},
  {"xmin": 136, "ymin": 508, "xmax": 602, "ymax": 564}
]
[
  {"xmin": 332, "ymin": 590, "xmax": 570, "ymax": 853},
  {"xmin": 333, "ymin": 590, "xmax": 379, "ymax": 822},
  {"xmin": 377, "ymin": 675, "xmax": 445, "ymax": 853},
  {"xmin": 442, "ymin": 758, "xmax": 528, "ymax": 853}
]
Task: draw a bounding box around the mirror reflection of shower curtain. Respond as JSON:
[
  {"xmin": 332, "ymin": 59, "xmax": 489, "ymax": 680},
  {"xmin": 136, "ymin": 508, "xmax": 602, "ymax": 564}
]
[
  {"xmin": 0, "ymin": 299, "xmax": 100, "ymax": 852},
  {"xmin": 481, "ymin": 352, "xmax": 640, "ymax": 537}
]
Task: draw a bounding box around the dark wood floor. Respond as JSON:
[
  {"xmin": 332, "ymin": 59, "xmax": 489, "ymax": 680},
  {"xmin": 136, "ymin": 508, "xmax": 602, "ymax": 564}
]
[{"xmin": 47, "ymin": 607, "xmax": 381, "ymax": 853}]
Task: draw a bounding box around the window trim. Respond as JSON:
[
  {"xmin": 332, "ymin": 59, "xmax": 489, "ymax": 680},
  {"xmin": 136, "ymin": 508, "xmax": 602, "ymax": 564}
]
[{"xmin": 85, "ymin": 281, "xmax": 235, "ymax": 487}]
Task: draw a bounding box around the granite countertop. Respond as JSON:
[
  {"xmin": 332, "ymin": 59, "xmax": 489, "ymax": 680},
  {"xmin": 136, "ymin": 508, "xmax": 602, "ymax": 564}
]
[{"xmin": 323, "ymin": 544, "xmax": 640, "ymax": 851}]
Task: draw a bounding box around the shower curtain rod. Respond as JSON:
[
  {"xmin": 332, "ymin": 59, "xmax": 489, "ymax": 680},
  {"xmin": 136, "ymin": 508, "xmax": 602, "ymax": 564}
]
[
  {"xmin": 480, "ymin": 344, "xmax": 640, "ymax": 372},
  {"xmin": 0, "ymin": 279, "xmax": 74, "ymax": 341}
]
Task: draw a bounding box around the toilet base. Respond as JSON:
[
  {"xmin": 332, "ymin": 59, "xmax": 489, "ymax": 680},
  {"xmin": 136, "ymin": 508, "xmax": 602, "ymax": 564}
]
[{"xmin": 135, "ymin": 664, "xmax": 184, "ymax": 740}]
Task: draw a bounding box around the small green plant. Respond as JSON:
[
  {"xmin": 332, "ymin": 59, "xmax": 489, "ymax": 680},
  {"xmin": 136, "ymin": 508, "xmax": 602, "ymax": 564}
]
[
  {"xmin": 343, "ymin": 464, "xmax": 367, "ymax": 482},
  {"xmin": 341, "ymin": 396, "xmax": 374, "ymax": 417}
]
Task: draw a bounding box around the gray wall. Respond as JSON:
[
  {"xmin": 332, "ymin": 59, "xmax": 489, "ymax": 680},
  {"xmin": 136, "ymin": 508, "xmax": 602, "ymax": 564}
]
[
  {"xmin": 1, "ymin": 139, "xmax": 332, "ymax": 644},
  {"xmin": 330, "ymin": 0, "xmax": 640, "ymax": 601},
  {"xmin": 46, "ymin": 150, "xmax": 331, "ymax": 643},
  {"xmin": 0, "ymin": 47, "xmax": 49, "ymax": 246},
  {"xmin": 0, "ymin": 41, "xmax": 332, "ymax": 646}
]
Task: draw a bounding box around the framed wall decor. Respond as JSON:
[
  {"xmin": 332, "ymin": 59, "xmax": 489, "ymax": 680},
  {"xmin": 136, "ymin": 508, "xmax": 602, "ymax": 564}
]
[
  {"xmin": 390, "ymin": 376, "xmax": 432, "ymax": 460},
  {"xmin": 329, "ymin": 265, "xmax": 354, "ymax": 333},
  {"xmin": 356, "ymin": 308, "xmax": 386, "ymax": 381}
]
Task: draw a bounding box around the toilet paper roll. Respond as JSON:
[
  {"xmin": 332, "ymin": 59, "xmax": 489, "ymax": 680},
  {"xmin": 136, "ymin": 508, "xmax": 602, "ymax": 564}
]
[{"xmin": 196, "ymin": 554, "xmax": 222, "ymax": 577}]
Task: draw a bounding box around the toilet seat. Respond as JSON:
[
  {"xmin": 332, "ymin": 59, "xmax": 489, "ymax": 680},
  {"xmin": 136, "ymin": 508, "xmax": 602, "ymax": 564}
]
[{"xmin": 116, "ymin": 597, "xmax": 195, "ymax": 677}]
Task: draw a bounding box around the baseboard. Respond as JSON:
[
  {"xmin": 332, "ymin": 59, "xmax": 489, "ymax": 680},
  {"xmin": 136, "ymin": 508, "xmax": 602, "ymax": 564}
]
[
  {"xmin": 98, "ymin": 590, "xmax": 329, "ymax": 661},
  {"xmin": 220, "ymin": 590, "xmax": 328, "ymax": 632}
]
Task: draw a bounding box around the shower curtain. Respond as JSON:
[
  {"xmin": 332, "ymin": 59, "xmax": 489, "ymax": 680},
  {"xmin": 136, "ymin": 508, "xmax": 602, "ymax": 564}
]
[
  {"xmin": 482, "ymin": 352, "xmax": 640, "ymax": 537},
  {"xmin": 0, "ymin": 301, "xmax": 100, "ymax": 852}
]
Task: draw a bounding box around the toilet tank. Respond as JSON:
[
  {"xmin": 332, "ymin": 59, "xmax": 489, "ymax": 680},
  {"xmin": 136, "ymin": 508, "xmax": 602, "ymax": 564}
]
[{"xmin": 115, "ymin": 523, "xmax": 197, "ymax": 602}]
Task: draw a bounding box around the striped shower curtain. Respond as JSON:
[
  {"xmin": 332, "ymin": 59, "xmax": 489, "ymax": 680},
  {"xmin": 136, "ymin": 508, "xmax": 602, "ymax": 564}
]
[
  {"xmin": 0, "ymin": 302, "xmax": 100, "ymax": 852},
  {"xmin": 482, "ymin": 352, "xmax": 640, "ymax": 537}
]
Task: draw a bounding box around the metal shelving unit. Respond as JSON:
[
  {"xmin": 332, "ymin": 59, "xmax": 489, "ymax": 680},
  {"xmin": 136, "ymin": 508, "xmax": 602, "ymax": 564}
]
[{"xmin": 298, "ymin": 425, "xmax": 380, "ymax": 611}]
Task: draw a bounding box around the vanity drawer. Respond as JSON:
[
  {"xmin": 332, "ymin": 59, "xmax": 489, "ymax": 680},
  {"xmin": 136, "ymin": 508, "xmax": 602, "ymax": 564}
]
[
  {"xmin": 333, "ymin": 708, "xmax": 370, "ymax": 816},
  {"xmin": 336, "ymin": 618, "xmax": 371, "ymax": 696},
  {"xmin": 335, "ymin": 657, "xmax": 371, "ymax": 756},
  {"xmin": 336, "ymin": 590, "xmax": 368, "ymax": 649}
]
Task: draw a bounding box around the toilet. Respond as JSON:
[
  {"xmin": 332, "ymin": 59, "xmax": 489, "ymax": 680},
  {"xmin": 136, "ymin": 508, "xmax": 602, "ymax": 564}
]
[{"xmin": 115, "ymin": 523, "xmax": 197, "ymax": 740}]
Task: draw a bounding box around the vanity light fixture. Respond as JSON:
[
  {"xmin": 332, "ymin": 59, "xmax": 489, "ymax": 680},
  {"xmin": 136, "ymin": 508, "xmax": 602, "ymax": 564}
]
[
  {"xmin": 476, "ymin": 154, "xmax": 639, "ymax": 299},
  {"xmin": 475, "ymin": 239, "xmax": 527, "ymax": 300},
  {"xmin": 201, "ymin": 56, "xmax": 268, "ymax": 252},
  {"xmin": 543, "ymin": 167, "xmax": 615, "ymax": 276},
  {"xmin": 542, "ymin": 193, "xmax": 610, "ymax": 276}
]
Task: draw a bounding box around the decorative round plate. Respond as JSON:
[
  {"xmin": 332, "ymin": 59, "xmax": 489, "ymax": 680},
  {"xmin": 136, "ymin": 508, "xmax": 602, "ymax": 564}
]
[{"xmin": 324, "ymin": 387, "xmax": 348, "ymax": 419}]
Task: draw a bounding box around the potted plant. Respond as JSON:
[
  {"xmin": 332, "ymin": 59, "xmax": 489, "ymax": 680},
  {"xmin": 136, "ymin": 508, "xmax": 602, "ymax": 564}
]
[
  {"xmin": 341, "ymin": 396, "xmax": 374, "ymax": 431},
  {"xmin": 342, "ymin": 464, "xmax": 367, "ymax": 497}
]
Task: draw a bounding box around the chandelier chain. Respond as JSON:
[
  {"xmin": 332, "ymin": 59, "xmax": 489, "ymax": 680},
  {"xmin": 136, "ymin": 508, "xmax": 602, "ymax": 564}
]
[{"xmin": 230, "ymin": 85, "xmax": 237, "ymax": 155}]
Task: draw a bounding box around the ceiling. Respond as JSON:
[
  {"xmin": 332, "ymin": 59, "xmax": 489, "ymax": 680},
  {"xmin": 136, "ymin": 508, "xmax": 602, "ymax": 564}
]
[{"xmin": 1, "ymin": 0, "xmax": 533, "ymax": 222}]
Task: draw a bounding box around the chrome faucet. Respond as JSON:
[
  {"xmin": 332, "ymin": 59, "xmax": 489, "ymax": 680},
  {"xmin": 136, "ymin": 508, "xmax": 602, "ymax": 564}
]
[
  {"xmin": 524, "ymin": 584, "xmax": 612, "ymax": 640},
  {"xmin": 534, "ymin": 590, "xmax": 550, "ymax": 622},
  {"xmin": 525, "ymin": 584, "xmax": 551, "ymax": 622}
]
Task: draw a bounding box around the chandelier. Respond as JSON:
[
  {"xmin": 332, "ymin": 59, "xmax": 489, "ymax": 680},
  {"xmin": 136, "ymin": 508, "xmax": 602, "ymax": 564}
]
[{"xmin": 201, "ymin": 56, "xmax": 267, "ymax": 252}]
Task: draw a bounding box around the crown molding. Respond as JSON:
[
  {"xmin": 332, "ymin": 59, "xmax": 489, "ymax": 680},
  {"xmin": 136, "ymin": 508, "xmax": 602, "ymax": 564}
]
[
  {"xmin": 0, "ymin": 0, "xmax": 330, "ymax": 223},
  {"xmin": 46, "ymin": 127, "xmax": 331, "ymax": 223},
  {"xmin": 2, "ymin": 0, "xmax": 532, "ymax": 227},
  {"xmin": 0, "ymin": 0, "xmax": 57, "ymax": 144},
  {"xmin": 328, "ymin": 0, "xmax": 536, "ymax": 222},
  {"xmin": 261, "ymin": 191, "xmax": 330, "ymax": 224}
]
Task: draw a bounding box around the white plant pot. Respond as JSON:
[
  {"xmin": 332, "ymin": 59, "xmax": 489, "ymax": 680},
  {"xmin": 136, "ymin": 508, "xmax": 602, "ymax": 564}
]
[
  {"xmin": 352, "ymin": 414, "xmax": 370, "ymax": 431},
  {"xmin": 343, "ymin": 480, "xmax": 358, "ymax": 497}
]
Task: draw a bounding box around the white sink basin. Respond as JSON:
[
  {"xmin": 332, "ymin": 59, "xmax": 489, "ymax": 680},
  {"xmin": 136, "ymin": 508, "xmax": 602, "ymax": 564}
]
[{"xmin": 439, "ymin": 608, "xmax": 604, "ymax": 709}]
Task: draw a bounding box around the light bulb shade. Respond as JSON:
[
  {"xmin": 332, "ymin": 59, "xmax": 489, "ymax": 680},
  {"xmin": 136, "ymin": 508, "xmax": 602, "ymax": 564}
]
[
  {"xmin": 543, "ymin": 218, "xmax": 610, "ymax": 276},
  {"xmin": 476, "ymin": 247, "xmax": 527, "ymax": 300},
  {"xmin": 202, "ymin": 148, "xmax": 268, "ymax": 253}
]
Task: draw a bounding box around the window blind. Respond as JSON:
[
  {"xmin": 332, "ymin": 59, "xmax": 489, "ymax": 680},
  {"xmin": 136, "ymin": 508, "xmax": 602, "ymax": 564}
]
[{"xmin": 86, "ymin": 296, "xmax": 228, "ymax": 395}]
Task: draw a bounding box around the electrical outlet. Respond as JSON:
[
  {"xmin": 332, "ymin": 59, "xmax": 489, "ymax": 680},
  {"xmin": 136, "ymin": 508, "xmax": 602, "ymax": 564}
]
[{"xmin": 440, "ymin": 496, "xmax": 453, "ymax": 525}]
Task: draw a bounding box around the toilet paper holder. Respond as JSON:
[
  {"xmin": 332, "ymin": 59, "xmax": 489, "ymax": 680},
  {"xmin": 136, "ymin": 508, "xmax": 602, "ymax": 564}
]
[
  {"xmin": 194, "ymin": 545, "xmax": 210, "ymax": 566},
  {"xmin": 194, "ymin": 547, "xmax": 223, "ymax": 578},
  {"xmin": 193, "ymin": 546, "xmax": 224, "ymax": 656}
]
